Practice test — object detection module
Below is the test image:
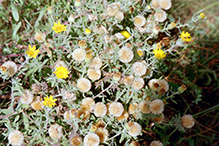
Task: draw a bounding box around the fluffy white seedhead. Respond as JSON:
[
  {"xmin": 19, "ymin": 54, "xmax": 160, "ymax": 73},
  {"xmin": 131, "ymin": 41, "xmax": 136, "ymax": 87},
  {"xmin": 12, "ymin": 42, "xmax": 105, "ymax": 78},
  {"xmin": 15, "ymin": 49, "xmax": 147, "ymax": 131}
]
[
  {"xmin": 109, "ymin": 102, "xmax": 124, "ymax": 117},
  {"xmin": 8, "ymin": 130, "xmax": 24, "ymax": 146},
  {"xmin": 181, "ymin": 114, "xmax": 195, "ymax": 128},
  {"xmin": 159, "ymin": 0, "xmax": 172, "ymax": 10},
  {"xmin": 134, "ymin": 15, "xmax": 146, "ymax": 27},
  {"xmin": 81, "ymin": 97, "xmax": 95, "ymax": 112},
  {"xmin": 72, "ymin": 48, "xmax": 86, "ymax": 62},
  {"xmin": 77, "ymin": 78, "xmax": 91, "ymax": 93},
  {"xmin": 132, "ymin": 61, "xmax": 147, "ymax": 76},
  {"xmin": 94, "ymin": 102, "xmax": 107, "ymax": 117},
  {"xmin": 118, "ymin": 46, "xmax": 134, "ymax": 63},
  {"xmin": 49, "ymin": 124, "xmax": 62, "ymax": 139},
  {"xmin": 150, "ymin": 99, "xmax": 164, "ymax": 114},
  {"xmin": 131, "ymin": 77, "xmax": 145, "ymax": 90},
  {"xmin": 20, "ymin": 89, "xmax": 34, "ymax": 104},
  {"xmin": 84, "ymin": 133, "xmax": 100, "ymax": 146},
  {"xmin": 154, "ymin": 9, "xmax": 167, "ymax": 22},
  {"xmin": 128, "ymin": 122, "xmax": 142, "ymax": 137}
]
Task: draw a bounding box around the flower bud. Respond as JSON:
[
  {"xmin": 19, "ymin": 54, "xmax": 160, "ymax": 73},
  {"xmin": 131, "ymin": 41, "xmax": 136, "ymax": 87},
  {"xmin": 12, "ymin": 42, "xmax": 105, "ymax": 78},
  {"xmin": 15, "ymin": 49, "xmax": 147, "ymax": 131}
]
[
  {"xmin": 198, "ymin": 13, "xmax": 205, "ymax": 19},
  {"xmin": 113, "ymin": 72, "xmax": 121, "ymax": 82},
  {"xmin": 90, "ymin": 125, "xmax": 97, "ymax": 133},
  {"xmin": 75, "ymin": 0, "xmax": 81, "ymax": 7},
  {"xmin": 178, "ymin": 84, "xmax": 187, "ymax": 93},
  {"xmin": 68, "ymin": 14, "xmax": 75, "ymax": 22},
  {"xmin": 47, "ymin": 6, "xmax": 52, "ymax": 15}
]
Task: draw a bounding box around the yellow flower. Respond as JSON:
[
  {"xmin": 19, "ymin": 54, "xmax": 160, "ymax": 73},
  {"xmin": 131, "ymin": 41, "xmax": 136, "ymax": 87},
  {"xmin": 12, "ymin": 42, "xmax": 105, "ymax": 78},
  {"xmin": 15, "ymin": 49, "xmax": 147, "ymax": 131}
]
[
  {"xmin": 26, "ymin": 45, "xmax": 40, "ymax": 58},
  {"xmin": 85, "ymin": 28, "xmax": 91, "ymax": 34},
  {"xmin": 153, "ymin": 48, "xmax": 166, "ymax": 60},
  {"xmin": 179, "ymin": 31, "xmax": 192, "ymax": 42},
  {"xmin": 137, "ymin": 50, "xmax": 143, "ymax": 56},
  {"xmin": 121, "ymin": 31, "xmax": 131, "ymax": 39},
  {"xmin": 200, "ymin": 13, "xmax": 205, "ymax": 19},
  {"xmin": 52, "ymin": 21, "xmax": 67, "ymax": 33},
  {"xmin": 171, "ymin": 22, "xmax": 176, "ymax": 27},
  {"xmin": 53, "ymin": 66, "xmax": 69, "ymax": 79},
  {"xmin": 42, "ymin": 95, "xmax": 57, "ymax": 108}
]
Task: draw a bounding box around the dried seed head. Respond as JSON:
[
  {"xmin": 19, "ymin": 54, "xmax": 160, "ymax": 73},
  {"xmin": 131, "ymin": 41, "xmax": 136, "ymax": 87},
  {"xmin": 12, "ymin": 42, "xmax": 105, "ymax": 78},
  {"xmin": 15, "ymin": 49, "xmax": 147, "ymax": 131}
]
[
  {"xmin": 8, "ymin": 130, "xmax": 24, "ymax": 146},
  {"xmin": 64, "ymin": 110, "xmax": 71, "ymax": 120},
  {"xmin": 77, "ymin": 78, "xmax": 91, "ymax": 93},
  {"xmin": 95, "ymin": 128, "xmax": 109, "ymax": 143},
  {"xmin": 106, "ymin": 5, "xmax": 119, "ymax": 16},
  {"xmin": 70, "ymin": 136, "xmax": 82, "ymax": 146},
  {"xmin": 118, "ymin": 46, "xmax": 134, "ymax": 63},
  {"xmin": 132, "ymin": 61, "xmax": 147, "ymax": 76},
  {"xmin": 94, "ymin": 102, "xmax": 107, "ymax": 117},
  {"xmin": 148, "ymin": 79, "xmax": 159, "ymax": 91},
  {"xmin": 31, "ymin": 96, "xmax": 44, "ymax": 110},
  {"xmin": 128, "ymin": 102, "xmax": 139, "ymax": 114},
  {"xmin": 89, "ymin": 57, "xmax": 102, "ymax": 69},
  {"xmin": 150, "ymin": 99, "xmax": 164, "ymax": 114},
  {"xmin": 34, "ymin": 32, "xmax": 46, "ymax": 43},
  {"xmin": 139, "ymin": 100, "xmax": 151, "ymax": 114},
  {"xmin": 131, "ymin": 77, "xmax": 144, "ymax": 90},
  {"xmin": 123, "ymin": 75, "xmax": 134, "ymax": 85},
  {"xmin": 87, "ymin": 68, "xmax": 101, "ymax": 81},
  {"xmin": 79, "ymin": 40, "xmax": 87, "ymax": 48},
  {"xmin": 157, "ymin": 79, "xmax": 169, "ymax": 94},
  {"xmin": 181, "ymin": 114, "xmax": 195, "ymax": 128},
  {"xmin": 20, "ymin": 90, "xmax": 34, "ymax": 104},
  {"xmin": 150, "ymin": 141, "xmax": 163, "ymax": 146},
  {"xmin": 62, "ymin": 90, "xmax": 76, "ymax": 100},
  {"xmin": 94, "ymin": 120, "xmax": 105, "ymax": 128},
  {"xmin": 77, "ymin": 108, "xmax": 90, "ymax": 121},
  {"xmin": 31, "ymin": 83, "xmax": 41, "ymax": 92},
  {"xmin": 151, "ymin": 0, "xmax": 160, "ymax": 9},
  {"xmin": 1, "ymin": 61, "xmax": 17, "ymax": 76},
  {"xmin": 109, "ymin": 102, "xmax": 124, "ymax": 117},
  {"xmin": 81, "ymin": 97, "xmax": 95, "ymax": 112},
  {"xmin": 134, "ymin": 15, "xmax": 146, "ymax": 27},
  {"xmin": 153, "ymin": 113, "xmax": 164, "ymax": 124},
  {"xmin": 154, "ymin": 9, "xmax": 167, "ymax": 22},
  {"xmin": 49, "ymin": 124, "xmax": 62, "ymax": 139},
  {"xmin": 70, "ymin": 109, "xmax": 78, "ymax": 118},
  {"xmin": 115, "ymin": 11, "xmax": 124, "ymax": 21},
  {"xmin": 83, "ymin": 133, "xmax": 100, "ymax": 146},
  {"xmin": 117, "ymin": 110, "xmax": 129, "ymax": 122},
  {"xmin": 72, "ymin": 48, "xmax": 86, "ymax": 62},
  {"xmin": 159, "ymin": 0, "xmax": 172, "ymax": 10},
  {"xmin": 113, "ymin": 72, "xmax": 121, "ymax": 82},
  {"xmin": 128, "ymin": 122, "xmax": 142, "ymax": 137}
]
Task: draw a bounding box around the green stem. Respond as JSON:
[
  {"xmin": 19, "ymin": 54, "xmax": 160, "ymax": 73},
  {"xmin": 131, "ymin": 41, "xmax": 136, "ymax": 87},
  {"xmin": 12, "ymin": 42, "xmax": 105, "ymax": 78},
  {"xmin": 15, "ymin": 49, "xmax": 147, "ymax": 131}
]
[
  {"xmin": 193, "ymin": 104, "xmax": 219, "ymax": 117},
  {"xmin": 166, "ymin": 127, "xmax": 178, "ymax": 141},
  {"xmin": 198, "ymin": 1, "xmax": 219, "ymax": 13}
]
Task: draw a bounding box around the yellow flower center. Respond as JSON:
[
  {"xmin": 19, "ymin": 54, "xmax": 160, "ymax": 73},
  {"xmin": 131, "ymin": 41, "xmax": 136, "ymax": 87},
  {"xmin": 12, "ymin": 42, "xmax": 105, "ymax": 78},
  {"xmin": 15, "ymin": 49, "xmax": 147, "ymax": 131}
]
[
  {"xmin": 137, "ymin": 50, "xmax": 143, "ymax": 56},
  {"xmin": 29, "ymin": 51, "xmax": 34, "ymax": 56},
  {"xmin": 56, "ymin": 26, "xmax": 62, "ymax": 31}
]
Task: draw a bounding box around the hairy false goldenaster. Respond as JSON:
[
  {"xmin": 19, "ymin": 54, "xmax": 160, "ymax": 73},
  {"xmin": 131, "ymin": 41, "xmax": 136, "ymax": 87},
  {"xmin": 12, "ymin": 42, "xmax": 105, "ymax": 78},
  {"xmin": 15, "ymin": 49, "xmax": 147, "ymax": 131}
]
[
  {"xmin": 52, "ymin": 21, "xmax": 67, "ymax": 33},
  {"xmin": 26, "ymin": 45, "xmax": 40, "ymax": 58},
  {"xmin": 42, "ymin": 95, "xmax": 57, "ymax": 108},
  {"xmin": 179, "ymin": 31, "xmax": 192, "ymax": 42},
  {"xmin": 153, "ymin": 48, "xmax": 166, "ymax": 60},
  {"xmin": 53, "ymin": 66, "xmax": 69, "ymax": 79}
]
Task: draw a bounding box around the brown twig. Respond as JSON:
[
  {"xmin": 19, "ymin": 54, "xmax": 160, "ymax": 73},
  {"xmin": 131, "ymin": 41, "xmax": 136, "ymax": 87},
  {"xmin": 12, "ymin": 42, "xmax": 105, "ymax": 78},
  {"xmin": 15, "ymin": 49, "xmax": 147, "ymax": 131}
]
[
  {"xmin": 185, "ymin": 121, "xmax": 219, "ymax": 139},
  {"xmin": 0, "ymin": 111, "xmax": 17, "ymax": 119}
]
